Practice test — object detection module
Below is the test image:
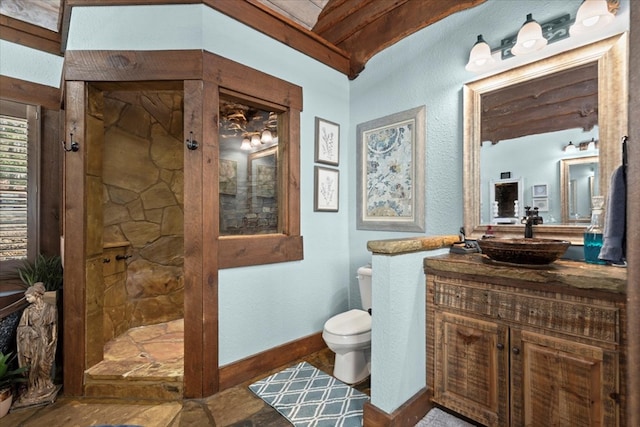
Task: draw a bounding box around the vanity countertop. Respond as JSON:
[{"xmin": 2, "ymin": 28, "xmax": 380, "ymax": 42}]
[
  {"xmin": 424, "ymin": 253, "xmax": 626, "ymax": 296},
  {"xmin": 367, "ymin": 235, "xmax": 459, "ymax": 255}
]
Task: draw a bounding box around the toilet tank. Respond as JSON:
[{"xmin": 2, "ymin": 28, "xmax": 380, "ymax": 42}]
[{"xmin": 357, "ymin": 265, "xmax": 372, "ymax": 311}]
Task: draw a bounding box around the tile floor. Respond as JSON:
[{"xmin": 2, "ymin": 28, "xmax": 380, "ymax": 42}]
[{"xmin": 3, "ymin": 320, "xmax": 370, "ymax": 427}]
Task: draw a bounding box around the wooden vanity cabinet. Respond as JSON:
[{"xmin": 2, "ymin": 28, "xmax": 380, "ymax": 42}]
[{"xmin": 425, "ymin": 255, "xmax": 626, "ymax": 427}]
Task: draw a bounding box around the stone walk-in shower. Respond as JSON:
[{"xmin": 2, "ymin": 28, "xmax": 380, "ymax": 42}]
[{"xmin": 84, "ymin": 85, "xmax": 186, "ymax": 396}]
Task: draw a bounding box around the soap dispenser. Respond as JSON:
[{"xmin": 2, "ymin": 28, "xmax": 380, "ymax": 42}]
[{"xmin": 584, "ymin": 195, "xmax": 605, "ymax": 264}]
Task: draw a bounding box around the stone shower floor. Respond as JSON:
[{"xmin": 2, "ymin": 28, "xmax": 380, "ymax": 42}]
[{"xmin": 85, "ymin": 318, "xmax": 185, "ymax": 382}]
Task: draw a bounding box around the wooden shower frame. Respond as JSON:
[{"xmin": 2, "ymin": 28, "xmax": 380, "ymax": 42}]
[{"xmin": 62, "ymin": 49, "xmax": 303, "ymax": 398}]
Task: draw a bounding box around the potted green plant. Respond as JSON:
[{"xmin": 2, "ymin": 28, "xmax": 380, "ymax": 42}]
[
  {"xmin": 17, "ymin": 254, "xmax": 63, "ymax": 292},
  {"xmin": 0, "ymin": 351, "xmax": 27, "ymax": 418}
]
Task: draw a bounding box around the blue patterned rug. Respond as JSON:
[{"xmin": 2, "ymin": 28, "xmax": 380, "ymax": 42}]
[{"xmin": 249, "ymin": 361, "xmax": 369, "ymax": 427}]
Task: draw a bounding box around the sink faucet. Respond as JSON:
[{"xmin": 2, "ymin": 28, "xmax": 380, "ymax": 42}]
[{"xmin": 521, "ymin": 206, "xmax": 543, "ymax": 238}]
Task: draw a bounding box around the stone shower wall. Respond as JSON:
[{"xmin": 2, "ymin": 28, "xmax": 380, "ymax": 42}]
[{"xmin": 102, "ymin": 90, "xmax": 184, "ymax": 331}]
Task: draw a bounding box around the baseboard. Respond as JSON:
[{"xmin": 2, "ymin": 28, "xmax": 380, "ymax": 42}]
[
  {"xmin": 363, "ymin": 387, "xmax": 432, "ymax": 427},
  {"xmin": 218, "ymin": 331, "xmax": 327, "ymax": 390}
]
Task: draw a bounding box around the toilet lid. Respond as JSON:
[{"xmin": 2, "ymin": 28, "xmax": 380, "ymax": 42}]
[{"xmin": 324, "ymin": 309, "xmax": 371, "ymax": 336}]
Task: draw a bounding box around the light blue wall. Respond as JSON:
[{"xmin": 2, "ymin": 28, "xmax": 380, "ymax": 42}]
[{"xmin": 0, "ymin": 40, "xmax": 63, "ymax": 87}]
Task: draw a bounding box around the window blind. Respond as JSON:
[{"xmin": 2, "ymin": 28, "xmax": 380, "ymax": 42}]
[{"xmin": 0, "ymin": 114, "xmax": 29, "ymax": 261}]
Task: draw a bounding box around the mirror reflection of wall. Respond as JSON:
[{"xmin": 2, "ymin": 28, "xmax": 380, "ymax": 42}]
[
  {"xmin": 480, "ymin": 127, "xmax": 598, "ymax": 225},
  {"xmin": 218, "ymin": 97, "xmax": 279, "ymax": 235}
]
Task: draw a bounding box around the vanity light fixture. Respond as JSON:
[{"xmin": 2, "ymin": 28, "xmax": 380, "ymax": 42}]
[
  {"xmin": 563, "ymin": 141, "xmax": 577, "ymax": 153},
  {"xmin": 570, "ymin": 0, "xmax": 615, "ymax": 35},
  {"xmin": 250, "ymin": 134, "xmax": 262, "ymax": 147},
  {"xmin": 512, "ymin": 14, "xmax": 548, "ymax": 56},
  {"xmin": 465, "ymin": 0, "xmax": 617, "ymax": 73},
  {"xmin": 465, "ymin": 35, "xmax": 496, "ymax": 72}
]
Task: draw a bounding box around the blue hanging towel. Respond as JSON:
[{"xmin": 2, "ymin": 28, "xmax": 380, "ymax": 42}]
[{"xmin": 599, "ymin": 165, "xmax": 626, "ymax": 264}]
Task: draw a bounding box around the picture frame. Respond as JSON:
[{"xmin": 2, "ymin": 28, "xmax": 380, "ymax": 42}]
[
  {"xmin": 219, "ymin": 159, "xmax": 237, "ymax": 195},
  {"xmin": 314, "ymin": 166, "xmax": 339, "ymax": 212},
  {"xmin": 500, "ymin": 171, "xmax": 511, "ymax": 179},
  {"xmin": 248, "ymin": 146, "xmax": 277, "ymax": 200},
  {"xmin": 533, "ymin": 197, "xmax": 549, "ymax": 212},
  {"xmin": 532, "ymin": 183, "xmax": 548, "ymax": 198},
  {"xmin": 356, "ymin": 105, "xmax": 426, "ymax": 231},
  {"xmin": 314, "ymin": 117, "xmax": 340, "ymax": 166}
]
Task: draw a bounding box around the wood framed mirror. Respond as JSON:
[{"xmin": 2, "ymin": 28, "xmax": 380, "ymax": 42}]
[{"xmin": 463, "ymin": 33, "xmax": 628, "ymax": 244}]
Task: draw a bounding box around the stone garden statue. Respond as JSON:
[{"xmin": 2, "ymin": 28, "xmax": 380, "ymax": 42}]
[{"xmin": 15, "ymin": 283, "xmax": 60, "ymax": 406}]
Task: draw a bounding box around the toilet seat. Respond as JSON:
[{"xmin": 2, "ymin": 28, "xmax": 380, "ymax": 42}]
[{"xmin": 324, "ymin": 309, "xmax": 371, "ymax": 336}]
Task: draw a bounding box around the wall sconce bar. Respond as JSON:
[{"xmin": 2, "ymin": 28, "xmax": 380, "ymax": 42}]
[
  {"xmin": 466, "ymin": 0, "xmax": 618, "ymax": 73},
  {"xmin": 499, "ymin": 14, "xmax": 571, "ymax": 59}
]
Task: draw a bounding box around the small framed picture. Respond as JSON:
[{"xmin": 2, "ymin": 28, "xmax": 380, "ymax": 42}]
[
  {"xmin": 533, "ymin": 197, "xmax": 549, "ymax": 212},
  {"xmin": 314, "ymin": 166, "xmax": 339, "ymax": 212},
  {"xmin": 532, "ymin": 184, "xmax": 548, "ymax": 198},
  {"xmin": 500, "ymin": 171, "xmax": 511, "ymax": 179},
  {"xmin": 314, "ymin": 117, "xmax": 340, "ymax": 166}
]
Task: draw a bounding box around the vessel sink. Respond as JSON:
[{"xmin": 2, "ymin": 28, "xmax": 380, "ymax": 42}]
[{"xmin": 477, "ymin": 238, "xmax": 571, "ymax": 265}]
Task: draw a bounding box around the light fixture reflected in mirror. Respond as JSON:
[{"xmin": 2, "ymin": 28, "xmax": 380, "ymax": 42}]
[
  {"xmin": 512, "ymin": 14, "xmax": 547, "ymax": 56},
  {"xmin": 465, "ymin": 35, "xmax": 495, "ymax": 72},
  {"xmin": 240, "ymin": 137, "xmax": 251, "ymax": 150},
  {"xmin": 564, "ymin": 141, "xmax": 577, "ymax": 153},
  {"xmin": 250, "ymin": 134, "xmax": 261, "ymax": 147},
  {"xmin": 261, "ymin": 129, "xmax": 273, "ymax": 144},
  {"xmin": 570, "ymin": 0, "xmax": 615, "ymax": 35}
]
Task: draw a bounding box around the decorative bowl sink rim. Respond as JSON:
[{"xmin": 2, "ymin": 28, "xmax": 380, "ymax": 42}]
[{"xmin": 477, "ymin": 237, "xmax": 571, "ymax": 265}]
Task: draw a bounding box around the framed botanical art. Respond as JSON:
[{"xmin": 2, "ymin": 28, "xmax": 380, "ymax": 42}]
[
  {"xmin": 314, "ymin": 117, "xmax": 340, "ymax": 166},
  {"xmin": 533, "ymin": 197, "xmax": 549, "ymax": 212},
  {"xmin": 356, "ymin": 106, "xmax": 425, "ymax": 231},
  {"xmin": 314, "ymin": 166, "xmax": 339, "ymax": 212},
  {"xmin": 532, "ymin": 184, "xmax": 548, "ymax": 198}
]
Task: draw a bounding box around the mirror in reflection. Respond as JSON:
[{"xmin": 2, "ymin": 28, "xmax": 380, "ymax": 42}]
[
  {"xmin": 560, "ymin": 155, "xmax": 599, "ymax": 223},
  {"xmin": 218, "ymin": 97, "xmax": 280, "ymax": 235},
  {"xmin": 489, "ymin": 177, "xmax": 523, "ymax": 224}
]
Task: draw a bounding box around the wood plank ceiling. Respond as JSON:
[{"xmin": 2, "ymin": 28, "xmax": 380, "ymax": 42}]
[{"xmin": 0, "ymin": 0, "xmax": 486, "ymax": 79}]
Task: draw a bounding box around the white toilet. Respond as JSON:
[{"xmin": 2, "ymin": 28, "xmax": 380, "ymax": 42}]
[{"xmin": 322, "ymin": 265, "xmax": 372, "ymax": 384}]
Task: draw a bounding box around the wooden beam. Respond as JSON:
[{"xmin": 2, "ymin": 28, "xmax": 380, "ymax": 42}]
[
  {"xmin": 182, "ymin": 79, "xmax": 206, "ymax": 398},
  {"xmin": 63, "ymin": 50, "xmax": 203, "ymax": 82},
  {"xmin": 315, "ymin": 0, "xmax": 486, "ymax": 78},
  {"xmin": 63, "ymin": 80, "xmax": 87, "ymax": 396},
  {"xmin": 0, "ymin": 14, "xmax": 62, "ymax": 55},
  {"xmin": 0, "ymin": 75, "xmax": 61, "ymax": 110}
]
